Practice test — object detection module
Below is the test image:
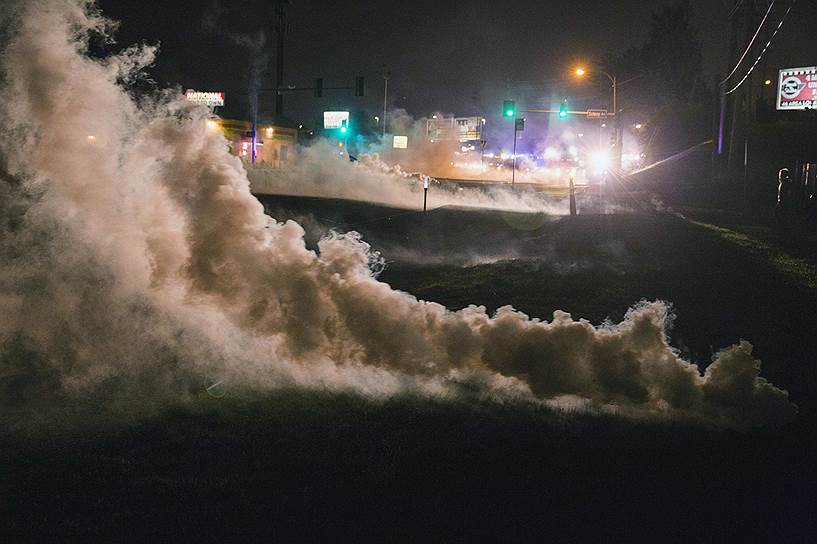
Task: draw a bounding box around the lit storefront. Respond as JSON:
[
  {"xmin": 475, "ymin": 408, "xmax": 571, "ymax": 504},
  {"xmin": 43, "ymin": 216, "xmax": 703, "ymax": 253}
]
[{"xmin": 210, "ymin": 118, "xmax": 297, "ymax": 169}]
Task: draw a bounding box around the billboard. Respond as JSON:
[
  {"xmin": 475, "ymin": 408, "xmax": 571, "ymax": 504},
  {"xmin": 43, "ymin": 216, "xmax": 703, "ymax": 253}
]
[
  {"xmin": 323, "ymin": 111, "xmax": 350, "ymax": 129},
  {"xmin": 777, "ymin": 67, "xmax": 817, "ymax": 110},
  {"xmin": 426, "ymin": 116, "xmax": 483, "ymax": 141},
  {"xmin": 393, "ymin": 135, "xmax": 408, "ymax": 149},
  {"xmin": 184, "ymin": 90, "xmax": 225, "ymax": 107}
]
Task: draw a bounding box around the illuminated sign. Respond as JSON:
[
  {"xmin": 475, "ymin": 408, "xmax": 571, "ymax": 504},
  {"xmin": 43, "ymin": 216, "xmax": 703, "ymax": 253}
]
[
  {"xmin": 323, "ymin": 111, "xmax": 350, "ymax": 129},
  {"xmin": 184, "ymin": 90, "xmax": 225, "ymax": 107},
  {"xmin": 426, "ymin": 116, "xmax": 483, "ymax": 141},
  {"xmin": 777, "ymin": 67, "xmax": 817, "ymax": 110},
  {"xmin": 393, "ymin": 135, "xmax": 408, "ymax": 149}
]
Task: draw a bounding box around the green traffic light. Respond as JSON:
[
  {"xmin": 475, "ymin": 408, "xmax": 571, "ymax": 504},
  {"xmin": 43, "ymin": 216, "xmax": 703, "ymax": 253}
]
[
  {"xmin": 559, "ymin": 102, "xmax": 568, "ymax": 119},
  {"xmin": 506, "ymin": 110, "xmax": 514, "ymax": 117},
  {"xmin": 503, "ymin": 100, "xmax": 516, "ymax": 118},
  {"xmin": 341, "ymin": 126, "xmax": 347, "ymax": 133}
]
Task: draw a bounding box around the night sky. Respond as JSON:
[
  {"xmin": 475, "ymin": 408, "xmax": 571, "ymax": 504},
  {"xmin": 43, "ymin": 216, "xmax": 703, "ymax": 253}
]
[{"xmin": 97, "ymin": 0, "xmax": 815, "ymax": 127}]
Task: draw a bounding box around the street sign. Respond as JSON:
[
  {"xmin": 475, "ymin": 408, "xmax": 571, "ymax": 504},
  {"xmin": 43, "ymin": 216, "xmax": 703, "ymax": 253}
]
[
  {"xmin": 587, "ymin": 109, "xmax": 608, "ymax": 118},
  {"xmin": 515, "ymin": 118, "xmax": 525, "ymax": 131},
  {"xmin": 393, "ymin": 135, "xmax": 408, "ymax": 149},
  {"xmin": 323, "ymin": 111, "xmax": 349, "ymax": 129},
  {"xmin": 777, "ymin": 67, "xmax": 817, "ymax": 111}
]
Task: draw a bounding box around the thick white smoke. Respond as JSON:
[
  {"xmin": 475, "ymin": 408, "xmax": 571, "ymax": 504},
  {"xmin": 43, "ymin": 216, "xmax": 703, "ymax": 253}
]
[
  {"xmin": 0, "ymin": 0, "xmax": 796, "ymax": 429},
  {"xmin": 248, "ymin": 139, "xmax": 575, "ymax": 214}
]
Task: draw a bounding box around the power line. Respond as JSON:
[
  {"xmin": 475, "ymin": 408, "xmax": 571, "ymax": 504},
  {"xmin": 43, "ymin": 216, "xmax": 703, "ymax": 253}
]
[
  {"xmin": 725, "ymin": 0, "xmax": 797, "ymax": 95},
  {"xmin": 720, "ymin": 0, "xmax": 776, "ymax": 85},
  {"xmin": 728, "ymin": 0, "xmax": 746, "ymax": 19}
]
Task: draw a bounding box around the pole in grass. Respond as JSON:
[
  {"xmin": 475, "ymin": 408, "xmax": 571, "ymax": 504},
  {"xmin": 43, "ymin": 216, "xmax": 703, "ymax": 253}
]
[{"xmin": 422, "ymin": 175, "xmax": 429, "ymax": 212}]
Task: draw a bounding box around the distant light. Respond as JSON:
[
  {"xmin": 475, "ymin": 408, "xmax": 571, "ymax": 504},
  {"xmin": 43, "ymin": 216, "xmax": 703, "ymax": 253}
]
[
  {"xmin": 206, "ymin": 120, "xmax": 218, "ymax": 130},
  {"xmin": 601, "ymin": 123, "xmax": 607, "ymax": 128},
  {"xmin": 298, "ymin": 124, "xmax": 303, "ymax": 129},
  {"xmin": 764, "ymin": 79, "xmax": 772, "ymax": 86},
  {"xmin": 634, "ymin": 123, "xmax": 643, "ymax": 130},
  {"xmin": 340, "ymin": 126, "xmax": 347, "ymax": 133},
  {"xmin": 575, "ymin": 68, "xmax": 586, "ymax": 77},
  {"xmin": 266, "ymin": 127, "xmax": 274, "ymax": 137},
  {"xmin": 578, "ymin": 133, "xmax": 584, "ymax": 138},
  {"xmin": 590, "ymin": 150, "xmax": 611, "ymax": 173},
  {"xmin": 87, "ymin": 135, "xmax": 95, "ymax": 142}
]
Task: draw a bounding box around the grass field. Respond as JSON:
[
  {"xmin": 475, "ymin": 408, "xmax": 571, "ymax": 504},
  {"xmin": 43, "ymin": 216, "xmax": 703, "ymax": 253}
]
[{"xmin": 4, "ymin": 195, "xmax": 817, "ymax": 540}]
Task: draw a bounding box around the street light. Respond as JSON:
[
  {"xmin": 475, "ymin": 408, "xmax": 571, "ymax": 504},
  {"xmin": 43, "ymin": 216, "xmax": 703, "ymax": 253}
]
[
  {"xmin": 574, "ymin": 66, "xmax": 619, "ymax": 170},
  {"xmin": 574, "ymin": 66, "xmax": 616, "ymax": 119}
]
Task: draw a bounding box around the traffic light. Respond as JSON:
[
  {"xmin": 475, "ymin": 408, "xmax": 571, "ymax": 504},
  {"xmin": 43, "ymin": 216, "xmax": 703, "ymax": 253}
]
[
  {"xmin": 559, "ymin": 101, "xmax": 568, "ymax": 119},
  {"xmin": 341, "ymin": 119, "xmax": 348, "ymax": 134},
  {"xmin": 355, "ymin": 76, "xmax": 365, "ymax": 97},
  {"xmin": 503, "ymin": 100, "xmax": 515, "ymax": 118}
]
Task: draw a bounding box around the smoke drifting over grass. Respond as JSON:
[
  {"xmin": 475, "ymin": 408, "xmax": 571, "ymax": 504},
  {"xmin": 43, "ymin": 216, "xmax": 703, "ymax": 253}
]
[
  {"xmin": 249, "ymin": 139, "xmax": 575, "ymax": 214},
  {"xmin": 0, "ymin": 0, "xmax": 796, "ymax": 430}
]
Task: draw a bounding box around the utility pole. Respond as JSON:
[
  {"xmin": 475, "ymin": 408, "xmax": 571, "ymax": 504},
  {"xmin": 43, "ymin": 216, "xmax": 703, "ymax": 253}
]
[
  {"xmin": 273, "ymin": 1, "xmax": 289, "ymax": 119},
  {"xmin": 611, "ymin": 75, "xmax": 621, "ymax": 173},
  {"xmin": 382, "ymin": 66, "xmax": 391, "ymax": 139}
]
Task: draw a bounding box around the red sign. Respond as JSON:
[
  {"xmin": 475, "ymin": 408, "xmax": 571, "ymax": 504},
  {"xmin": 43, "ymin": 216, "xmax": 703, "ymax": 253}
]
[{"xmin": 777, "ymin": 67, "xmax": 817, "ymax": 111}]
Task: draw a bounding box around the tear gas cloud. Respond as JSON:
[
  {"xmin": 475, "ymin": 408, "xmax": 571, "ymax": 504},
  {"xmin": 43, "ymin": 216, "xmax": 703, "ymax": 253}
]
[
  {"xmin": 249, "ymin": 139, "xmax": 577, "ymax": 214},
  {"xmin": 0, "ymin": 0, "xmax": 796, "ymax": 430},
  {"xmin": 248, "ymin": 109, "xmax": 631, "ymax": 214}
]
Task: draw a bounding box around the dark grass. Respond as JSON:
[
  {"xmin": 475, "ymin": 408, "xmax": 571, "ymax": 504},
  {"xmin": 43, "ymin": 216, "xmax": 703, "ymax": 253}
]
[
  {"xmin": 4, "ymin": 195, "xmax": 817, "ymax": 540},
  {"xmin": 3, "ymin": 390, "xmax": 814, "ymax": 540}
]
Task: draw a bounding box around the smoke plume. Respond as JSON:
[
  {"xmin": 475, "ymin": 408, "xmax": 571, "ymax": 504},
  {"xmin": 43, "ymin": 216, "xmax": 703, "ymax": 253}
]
[
  {"xmin": 249, "ymin": 139, "xmax": 580, "ymax": 213},
  {"xmin": 0, "ymin": 0, "xmax": 796, "ymax": 430}
]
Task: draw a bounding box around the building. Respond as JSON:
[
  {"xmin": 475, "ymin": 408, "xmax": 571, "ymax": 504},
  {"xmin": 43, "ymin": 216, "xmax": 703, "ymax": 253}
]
[{"xmin": 212, "ymin": 118, "xmax": 297, "ymax": 168}]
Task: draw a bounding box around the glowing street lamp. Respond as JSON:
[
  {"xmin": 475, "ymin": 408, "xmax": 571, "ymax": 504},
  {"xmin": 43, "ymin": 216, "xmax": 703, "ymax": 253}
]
[
  {"xmin": 574, "ymin": 65, "xmax": 619, "ymax": 170},
  {"xmin": 574, "ymin": 66, "xmax": 616, "ymax": 116}
]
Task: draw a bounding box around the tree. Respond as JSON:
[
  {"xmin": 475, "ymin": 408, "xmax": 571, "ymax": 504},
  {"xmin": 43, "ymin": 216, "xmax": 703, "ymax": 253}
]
[{"xmin": 604, "ymin": 1, "xmax": 711, "ymax": 158}]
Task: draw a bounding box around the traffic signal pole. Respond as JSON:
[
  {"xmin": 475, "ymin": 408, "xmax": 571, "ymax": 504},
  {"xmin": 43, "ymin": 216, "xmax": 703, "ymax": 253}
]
[{"xmin": 511, "ymin": 124, "xmax": 517, "ymax": 185}]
